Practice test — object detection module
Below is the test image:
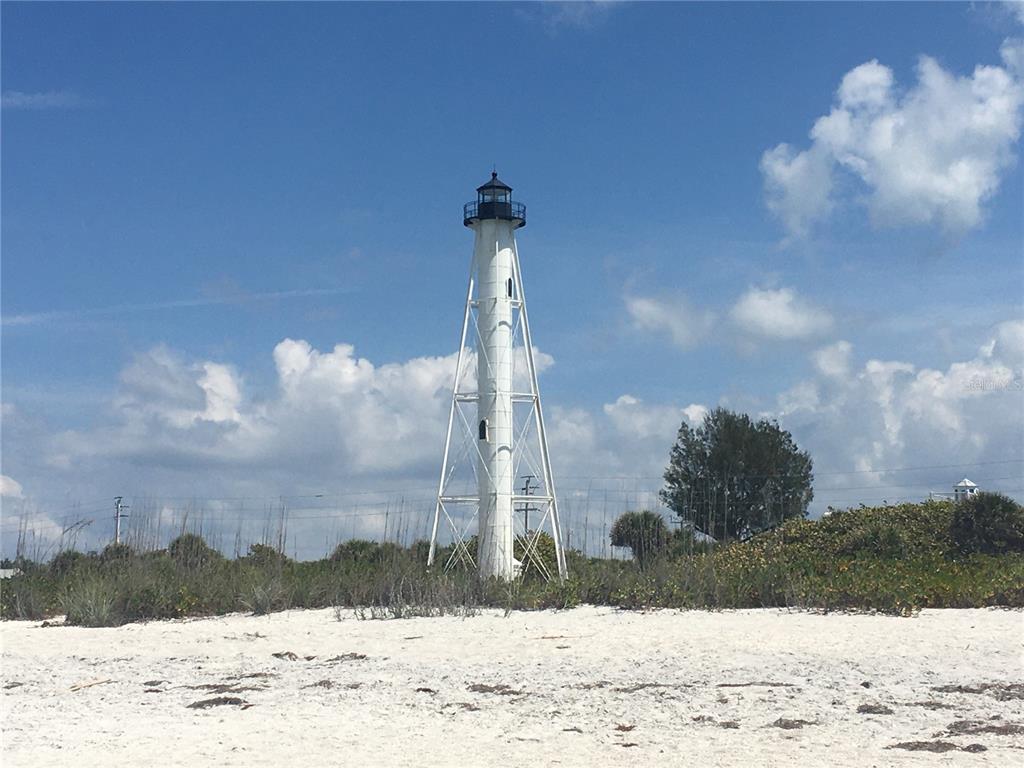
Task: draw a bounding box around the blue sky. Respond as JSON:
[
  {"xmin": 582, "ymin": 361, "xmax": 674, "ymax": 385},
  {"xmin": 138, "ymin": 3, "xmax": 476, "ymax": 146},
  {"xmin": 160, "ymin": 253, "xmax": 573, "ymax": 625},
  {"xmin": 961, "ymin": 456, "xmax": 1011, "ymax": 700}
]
[{"xmin": 2, "ymin": 2, "xmax": 1023, "ymax": 557}]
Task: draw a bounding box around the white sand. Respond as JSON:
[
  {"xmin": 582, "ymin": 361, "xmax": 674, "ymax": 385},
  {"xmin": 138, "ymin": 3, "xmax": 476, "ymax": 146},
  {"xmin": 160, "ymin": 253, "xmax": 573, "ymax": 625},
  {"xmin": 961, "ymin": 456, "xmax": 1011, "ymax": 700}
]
[{"xmin": 2, "ymin": 606, "xmax": 1022, "ymax": 766}]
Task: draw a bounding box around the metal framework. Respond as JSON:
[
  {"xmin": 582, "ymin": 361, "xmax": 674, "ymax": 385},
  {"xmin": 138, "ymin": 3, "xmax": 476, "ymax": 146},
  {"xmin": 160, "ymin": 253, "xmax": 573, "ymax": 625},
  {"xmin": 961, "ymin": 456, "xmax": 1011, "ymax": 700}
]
[{"xmin": 428, "ymin": 237, "xmax": 567, "ymax": 581}]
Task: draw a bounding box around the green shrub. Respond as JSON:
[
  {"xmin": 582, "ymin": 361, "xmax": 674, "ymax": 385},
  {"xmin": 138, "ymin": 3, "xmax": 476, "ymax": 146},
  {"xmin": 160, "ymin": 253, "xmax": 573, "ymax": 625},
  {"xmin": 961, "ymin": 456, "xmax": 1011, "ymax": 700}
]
[
  {"xmin": 1, "ymin": 573, "xmax": 56, "ymax": 619},
  {"xmin": 168, "ymin": 533, "xmax": 221, "ymax": 569},
  {"xmin": 244, "ymin": 543, "xmax": 290, "ymax": 570},
  {"xmin": 241, "ymin": 575, "xmax": 286, "ymax": 615},
  {"xmin": 329, "ymin": 539, "xmax": 388, "ymax": 565},
  {"xmin": 49, "ymin": 549, "xmax": 89, "ymax": 576},
  {"xmin": 952, "ymin": 492, "xmax": 1024, "ymax": 555},
  {"xmin": 515, "ymin": 530, "xmax": 558, "ymax": 578},
  {"xmin": 61, "ymin": 578, "xmax": 117, "ymax": 627},
  {"xmin": 4, "ymin": 499, "xmax": 1024, "ymax": 624},
  {"xmin": 100, "ymin": 542, "xmax": 133, "ymax": 563}
]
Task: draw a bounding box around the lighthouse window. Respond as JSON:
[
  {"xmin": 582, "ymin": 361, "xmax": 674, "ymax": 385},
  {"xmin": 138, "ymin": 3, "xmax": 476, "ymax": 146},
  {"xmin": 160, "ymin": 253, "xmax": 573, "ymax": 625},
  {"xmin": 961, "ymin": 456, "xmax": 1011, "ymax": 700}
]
[
  {"xmin": 506, "ymin": 278, "xmax": 514, "ymax": 298},
  {"xmin": 479, "ymin": 419, "xmax": 489, "ymax": 441}
]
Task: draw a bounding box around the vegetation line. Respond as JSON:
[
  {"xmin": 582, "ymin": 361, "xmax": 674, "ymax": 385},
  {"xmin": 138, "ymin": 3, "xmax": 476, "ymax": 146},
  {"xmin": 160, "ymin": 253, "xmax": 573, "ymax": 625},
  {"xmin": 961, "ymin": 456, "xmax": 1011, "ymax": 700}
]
[{"xmin": 2, "ymin": 493, "xmax": 1022, "ymax": 626}]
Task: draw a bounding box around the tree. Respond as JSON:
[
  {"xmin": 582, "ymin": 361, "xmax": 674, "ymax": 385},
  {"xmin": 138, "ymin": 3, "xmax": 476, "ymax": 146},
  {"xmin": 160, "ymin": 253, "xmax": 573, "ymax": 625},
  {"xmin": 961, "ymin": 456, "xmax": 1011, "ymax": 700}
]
[
  {"xmin": 951, "ymin": 492, "xmax": 1024, "ymax": 555},
  {"xmin": 610, "ymin": 510, "xmax": 669, "ymax": 567},
  {"xmin": 660, "ymin": 407, "xmax": 813, "ymax": 542}
]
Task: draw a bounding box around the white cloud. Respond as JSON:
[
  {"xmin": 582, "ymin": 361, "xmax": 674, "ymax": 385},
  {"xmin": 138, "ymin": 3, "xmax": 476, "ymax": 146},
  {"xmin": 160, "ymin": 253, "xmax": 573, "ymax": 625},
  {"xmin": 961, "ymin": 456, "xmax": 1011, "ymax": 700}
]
[
  {"xmin": 548, "ymin": 396, "xmax": 707, "ymax": 505},
  {"xmin": 759, "ymin": 144, "xmax": 834, "ymax": 240},
  {"xmin": 762, "ymin": 41, "xmax": 1024, "ymax": 238},
  {"xmin": 2, "ymin": 288, "xmax": 349, "ymax": 327},
  {"xmin": 603, "ymin": 395, "xmax": 706, "ymax": 441},
  {"xmin": 682, "ymin": 404, "xmax": 709, "ymax": 427},
  {"xmin": 813, "ymin": 340, "xmax": 853, "ymax": 378},
  {"xmin": 528, "ymin": 1, "xmax": 618, "ymax": 34},
  {"xmin": 776, "ymin": 330, "xmax": 1024, "ymax": 505},
  {"xmin": 6, "ymin": 319, "xmax": 1022, "ymax": 557},
  {"xmin": 991, "ymin": 319, "xmax": 1024, "ymax": 366},
  {"xmin": 48, "ymin": 337, "xmax": 557, "ymax": 484},
  {"xmin": 1, "ymin": 90, "xmax": 86, "ymax": 109},
  {"xmin": 0, "ymin": 475, "xmax": 24, "ymax": 499},
  {"xmin": 625, "ymin": 294, "xmax": 716, "ymax": 349},
  {"xmin": 1009, "ymin": 1, "xmax": 1024, "ymax": 27},
  {"xmin": 730, "ymin": 287, "xmax": 834, "ymax": 340}
]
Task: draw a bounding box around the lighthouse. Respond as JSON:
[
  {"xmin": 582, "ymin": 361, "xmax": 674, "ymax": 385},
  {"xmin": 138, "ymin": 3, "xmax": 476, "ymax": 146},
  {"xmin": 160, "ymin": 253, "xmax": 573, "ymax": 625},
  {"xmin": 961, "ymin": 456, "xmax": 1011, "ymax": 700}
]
[{"xmin": 428, "ymin": 173, "xmax": 566, "ymax": 581}]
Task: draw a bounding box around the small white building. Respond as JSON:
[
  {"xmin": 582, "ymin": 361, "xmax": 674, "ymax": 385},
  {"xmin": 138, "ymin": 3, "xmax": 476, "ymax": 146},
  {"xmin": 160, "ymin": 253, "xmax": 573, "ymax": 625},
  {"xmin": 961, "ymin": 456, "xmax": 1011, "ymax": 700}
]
[{"xmin": 953, "ymin": 478, "xmax": 979, "ymax": 502}]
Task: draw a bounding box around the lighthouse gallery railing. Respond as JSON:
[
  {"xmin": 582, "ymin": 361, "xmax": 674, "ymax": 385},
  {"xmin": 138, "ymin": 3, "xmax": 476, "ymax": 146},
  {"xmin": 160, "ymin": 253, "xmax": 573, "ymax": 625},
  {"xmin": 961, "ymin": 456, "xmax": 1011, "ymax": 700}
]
[{"xmin": 463, "ymin": 200, "xmax": 526, "ymax": 224}]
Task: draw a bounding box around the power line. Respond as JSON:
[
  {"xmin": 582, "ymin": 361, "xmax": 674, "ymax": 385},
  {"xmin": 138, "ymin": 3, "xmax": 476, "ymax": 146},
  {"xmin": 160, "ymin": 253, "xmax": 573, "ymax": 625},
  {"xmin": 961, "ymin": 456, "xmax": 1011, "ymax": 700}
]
[
  {"xmin": 558, "ymin": 458, "xmax": 1024, "ymax": 481},
  {"xmin": 7, "ymin": 457, "xmax": 1012, "ymax": 512}
]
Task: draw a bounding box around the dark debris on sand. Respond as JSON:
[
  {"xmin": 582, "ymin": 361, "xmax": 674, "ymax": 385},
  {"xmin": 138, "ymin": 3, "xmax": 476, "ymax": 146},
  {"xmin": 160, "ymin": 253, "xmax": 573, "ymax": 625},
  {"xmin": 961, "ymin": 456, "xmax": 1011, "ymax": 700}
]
[
  {"xmin": 931, "ymin": 683, "xmax": 1024, "ymax": 701},
  {"xmin": 187, "ymin": 696, "xmax": 253, "ymax": 710},
  {"xmin": 944, "ymin": 719, "xmax": 1024, "ymax": 737},
  {"xmin": 771, "ymin": 718, "xmax": 817, "ymax": 730},
  {"xmin": 227, "ymin": 672, "xmax": 277, "ymax": 681},
  {"xmin": 718, "ymin": 681, "xmax": 795, "ymax": 689},
  {"xmin": 888, "ymin": 741, "xmax": 986, "ymax": 753},
  {"xmin": 321, "ymin": 653, "xmax": 369, "ymax": 664},
  {"xmin": 568, "ymin": 681, "xmax": 610, "ymax": 690},
  {"xmin": 614, "ymin": 682, "xmax": 687, "ymax": 693},
  {"xmin": 185, "ymin": 683, "xmax": 264, "ymax": 694},
  {"xmin": 468, "ymin": 683, "xmax": 524, "ymax": 696},
  {"xmin": 857, "ymin": 703, "xmax": 894, "ymax": 715},
  {"xmin": 904, "ymin": 700, "xmax": 954, "ymax": 710},
  {"xmin": 692, "ymin": 715, "xmax": 740, "ymax": 729}
]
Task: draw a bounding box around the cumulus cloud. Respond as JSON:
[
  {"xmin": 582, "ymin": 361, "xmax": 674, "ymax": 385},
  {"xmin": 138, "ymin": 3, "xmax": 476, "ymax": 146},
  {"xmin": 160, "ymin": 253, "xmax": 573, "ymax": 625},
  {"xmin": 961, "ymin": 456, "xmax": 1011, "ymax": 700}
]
[
  {"xmin": 47, "ymin": 337, "xmax": 557, "ymax": 485},
  {"xmin": 627, "ymin": 287, "xmax": 833, "ymax": 350},
  {"xmin": 603, "ymin": 395, "xmax": 706, "ymax": 441},
  {"xmin": 50, "ymin": 340, "xmax": 459, "ymax": 479},
  {"xmin": 6, "ymin": 318, "xmax": 1022, "ymax": 558},
  {"xmin": 0, "ymin": 475, "xmax": 24, "ymax": 499},
  {"xmin": 987, "ymin": 318, "xmax": 1024, "ymax": 366},
  {"xmin": 625, "ymin": 294, "xmax": 717, "ymax": 350},
  {"xmin": 1010, "ymin": 1, "xmax": 1024, "ymax": 27},
  {"xmin": 730, "ymin": 287, "xmax": 834, "ymax": 340},
  {"xmin": 762, "ymin": 41, "xmax": 1024, "ymax": 238},
  {"xmin": 760, "ymin": 144, "xmax": 834, "ymax": 240},
  {"xmin": 776, "ymin": 328, "xmax": 1024, "ymax": 506},
  {"xmin": 813, "ymin": 340, "xmax": 854, "ymax": 378}
]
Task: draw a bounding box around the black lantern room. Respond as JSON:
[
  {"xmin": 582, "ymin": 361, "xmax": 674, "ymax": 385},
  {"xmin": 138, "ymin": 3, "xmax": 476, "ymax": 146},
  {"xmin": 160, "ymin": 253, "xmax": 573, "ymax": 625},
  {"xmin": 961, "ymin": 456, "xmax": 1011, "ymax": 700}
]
[{"xmin": 463, "ymin": 172, "xmax": 526, "ymax": 228}]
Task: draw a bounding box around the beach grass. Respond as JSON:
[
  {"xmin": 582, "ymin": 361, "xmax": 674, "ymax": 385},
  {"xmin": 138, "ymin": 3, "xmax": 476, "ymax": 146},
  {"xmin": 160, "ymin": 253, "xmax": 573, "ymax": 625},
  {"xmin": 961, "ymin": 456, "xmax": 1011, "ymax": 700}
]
[{"xmin": 3, "ymin": 499, "xmax": 1022, "ymax": 625}]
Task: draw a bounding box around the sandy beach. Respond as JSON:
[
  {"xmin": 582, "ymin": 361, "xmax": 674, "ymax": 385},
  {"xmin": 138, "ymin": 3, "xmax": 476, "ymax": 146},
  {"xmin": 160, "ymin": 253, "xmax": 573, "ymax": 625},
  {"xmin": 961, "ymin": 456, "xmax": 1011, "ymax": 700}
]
[{"xmin": 2, "ymin": 606, "xmax": 1022, "ymax": 766}]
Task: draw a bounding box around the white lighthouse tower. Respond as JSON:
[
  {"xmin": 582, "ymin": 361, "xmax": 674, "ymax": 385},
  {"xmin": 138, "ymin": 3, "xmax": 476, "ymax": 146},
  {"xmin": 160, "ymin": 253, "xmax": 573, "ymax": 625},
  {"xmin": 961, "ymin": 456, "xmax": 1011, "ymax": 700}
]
[{"xmin": 428, "ymin": 173, "xmax": 567, "ymax": 581}]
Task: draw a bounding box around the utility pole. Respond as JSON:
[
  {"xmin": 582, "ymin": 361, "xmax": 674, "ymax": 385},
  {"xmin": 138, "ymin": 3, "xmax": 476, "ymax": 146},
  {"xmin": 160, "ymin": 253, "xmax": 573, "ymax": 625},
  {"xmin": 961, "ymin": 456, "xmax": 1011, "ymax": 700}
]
[
  {"xmin": 113, "ymin": 496, "xmax": 129, "ymax": 545},
  {"xmin": 723, "ymin": 477, "xmax": 729, "ymax": 543},
  {"xmin": 520, "ymin": 474, "xmax": 537, "ymax": 532}
]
